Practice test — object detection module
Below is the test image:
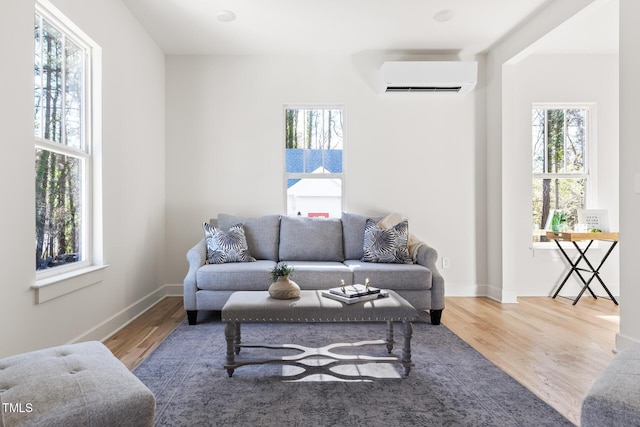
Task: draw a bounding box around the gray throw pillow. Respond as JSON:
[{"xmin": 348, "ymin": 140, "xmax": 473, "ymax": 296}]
[
  {"xmin": 203, "ymin": 222, "xmax": 256, "ymax": 264},
  {"xmin": 361, "ymin": 218, "xmax": 413, "ymax": 264},
  {"xmin": 279, "ymin": 216, "xmax": 344, "ymax": 262},
  {"xmin": 218, "ymin": 214, "xmax": 281, "ymax": 261},
  {"xmin": 342, "ymin": 212, "xmax": 383, "ymax": 260}
]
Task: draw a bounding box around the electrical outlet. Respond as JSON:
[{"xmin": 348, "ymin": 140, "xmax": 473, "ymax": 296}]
[{"xmin": 442, "ymin": 257, "xmax": 451, "ymax": 269}]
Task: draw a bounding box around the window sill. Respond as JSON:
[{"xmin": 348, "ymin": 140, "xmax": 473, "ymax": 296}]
[{"xmin": 32, "ymin": 264, "xmax": 109, "ymax": 304}]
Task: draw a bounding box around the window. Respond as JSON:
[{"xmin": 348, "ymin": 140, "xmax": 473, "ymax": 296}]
[
  {"xmin": 34, "ymin": 4, "xmax": 96, "ymax": 274},
  {"xmin": 284, "ymin": 106, "xmax": 344, "ymax": 218},
  {"xmin": 532, "ymin": 106, "xmax": 591, "ymax": 242}
]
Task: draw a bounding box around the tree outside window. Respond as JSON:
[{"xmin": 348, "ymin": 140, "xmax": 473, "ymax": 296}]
[
  {"xmin": 285, "ymin": 107, "xmax": 344, "ymax": 218},
  {"xmin": 532, "ymin": 107, "xmax": 589, "ymax": 242},
  {"xmin": 34, "ymin": 9, "xmax": 91, "ymax": 271}
]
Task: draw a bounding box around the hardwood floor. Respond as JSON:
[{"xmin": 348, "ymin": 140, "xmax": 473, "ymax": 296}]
[
  {"xmin": 441, "ymin": 296, "xmax": 619, "ymax": 426},
  {"xmin": 104, "ymin": 295, "xmax": 619, "ymax": 426},
  {"xmin": 104, "ymin": 297, "xmax": 186, "ymax": 370}
]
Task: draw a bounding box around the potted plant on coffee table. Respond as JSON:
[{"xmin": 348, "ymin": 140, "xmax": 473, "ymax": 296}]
[{"xmin": 268, "ymin": 264, "xmax": 300, "ymax": 299}]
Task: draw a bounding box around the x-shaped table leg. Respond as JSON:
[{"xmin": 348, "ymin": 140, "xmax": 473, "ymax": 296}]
[
  {"xmin": 570, "ymin": 241, "xmax": 619, "ymax": 305},
  {"xmin": 552, "ymin": 239, "xmax": 618, "ymax": 305}
]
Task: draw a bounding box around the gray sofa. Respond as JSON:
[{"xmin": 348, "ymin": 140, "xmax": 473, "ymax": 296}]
[{"xmin": 184, "ymin": 213, "xmax": 445, "ymax": 325}]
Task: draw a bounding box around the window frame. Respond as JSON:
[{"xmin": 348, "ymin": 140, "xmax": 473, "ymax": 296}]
[
  {"xmin": 531, "ymin": 103, "xmax": 596, "ymax": 248},
  {"xmin": 34, "ymin": 0, "xmax": 103, "ymax": 287},
  {"xmin": 283, "ymin": 105, "xmax": 346, "ymax": 217}
]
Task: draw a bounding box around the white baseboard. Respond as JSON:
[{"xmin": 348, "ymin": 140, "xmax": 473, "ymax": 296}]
[
  {"xmin": 445, "ymin": 283, "xmax": 489, "ymax": 297},
  {"xmin": 163, "ymin": 283, "xmax": 184, "ymax": 296},
  {"xmin": 67, "ymin": 284, "xmax": 179, "ymax": 345},
  {"xmin": 615, "ymin": 332, "xmax": 640, "ymax": 353},
  {"xmin": 445, "ymin": 283, "xmax": 519, "ymax": 303}
]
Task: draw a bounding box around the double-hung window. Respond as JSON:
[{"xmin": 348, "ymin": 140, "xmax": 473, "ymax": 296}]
[
  {"xmin": 34, "ymin": 3, "xmax": 97, "ymax": 276},
  {"xmin": 284, "ymin": 106, "xmax": 344, "ymax": 218},
  {"xmin": 532, "ymin": 105, "xmax": 591, "ymax": 242}
]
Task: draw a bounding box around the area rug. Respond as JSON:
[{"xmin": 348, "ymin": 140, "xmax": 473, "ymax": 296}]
[{"xmin": 133, "ymin": 313, "xmax": 572, "ymax": 426}]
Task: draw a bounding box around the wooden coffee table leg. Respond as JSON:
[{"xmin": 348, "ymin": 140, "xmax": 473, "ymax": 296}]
[
  {"xmin": 402, "ymin": 321, "xmax": 413, "ymax": 377},
  {"xmin": 225, "ymin": 321, "xmax": 237, "ymax": 377},
  {"xmin": 386, "ymin": 320, "xmax": 394, "ymax": 353},
  {"xmin": 235, "ymin": 322, "xmax": 241, "ymax": 354}
]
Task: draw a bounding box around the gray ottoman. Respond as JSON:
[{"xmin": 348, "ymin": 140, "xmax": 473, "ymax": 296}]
[
  {"xmin": 581, "ymin": 345, "xmax": 640, "ymax": 427},
  {"xmin": 0, "ymin": 341, "xmax": 155, "ymax": 427}
]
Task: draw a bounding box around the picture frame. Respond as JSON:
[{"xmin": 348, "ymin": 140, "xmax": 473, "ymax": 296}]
[{"xmin": 577, "ymin": 209, "xmax": 609, "ymax": 232}]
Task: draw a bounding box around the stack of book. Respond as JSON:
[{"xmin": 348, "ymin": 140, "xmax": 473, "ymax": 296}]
[{"xmin": 321, "ymin": 283, "xmax": 389, "ymax": 304}]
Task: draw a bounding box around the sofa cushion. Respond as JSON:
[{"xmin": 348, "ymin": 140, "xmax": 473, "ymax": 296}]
[
  {"xmin": 581, "ymin": 345, "xmax": 640, "ymax": 427},
  {"xmin": 218, "ymin": 214, "xmax": 281, "ymax": 261},
  {"xmin": 196, "ymin": 260, "xmax": 276, "ymax": 291},
  {"xmin": 344, "ymin": 260, "xmax": 432, "ymax": 290},
  {"xmin": 342, "ymin": 213, "xmax": 383, "ymax": 260},
  {"xmin": 203, "ymin": 223, "xmax": 256, "ymax": 264},
  {"xmin": 362, "ymin": 218, "xmax": 413, "ymax": 264},
  {"xmin": 279, "ymin": 216, "xmax": 344, "ymax": 262},
  {"xmin": 281, "ymin": 261, "xmax": 353, "ymax": 289}
]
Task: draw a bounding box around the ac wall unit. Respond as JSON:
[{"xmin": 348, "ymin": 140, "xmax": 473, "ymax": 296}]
[{"xmin": 379, "ymin": 61, "xmax": 478, "ymax": 94}]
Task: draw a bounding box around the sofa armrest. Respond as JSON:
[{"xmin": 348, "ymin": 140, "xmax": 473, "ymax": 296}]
[
  {"xmin": 415, "ymin": 241, "xmax": 445, "ymax": 311},
  {"xmin": 184, "ymin": 238, "xmax": 206, "ymax": 310}
]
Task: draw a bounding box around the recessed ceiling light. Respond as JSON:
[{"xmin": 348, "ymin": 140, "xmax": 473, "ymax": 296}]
[
  {"xmin": 217, "ymin": 10, "xmax": 236, "ymax": 23},
  {"xmin": 433, "ymin": 9, "xmax": 454, "ymax": 23}
]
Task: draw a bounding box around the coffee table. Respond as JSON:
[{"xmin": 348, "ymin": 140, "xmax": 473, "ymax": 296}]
[{"xmin": 221, "ymin": 290, "xmax": 418, "ymax": 379}]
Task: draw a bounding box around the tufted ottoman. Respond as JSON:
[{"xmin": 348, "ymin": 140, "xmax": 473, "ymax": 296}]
[
  {"xmin": 0, "ymin": 341, "xmax": 155, "ymax": 427},
  {"xmin": 581, "ymin": 345, "xmax": 640, "ymax": 427}
]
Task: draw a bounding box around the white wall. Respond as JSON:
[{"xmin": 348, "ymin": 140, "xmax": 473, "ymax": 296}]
[
  {"xmin": 488, "ymin": 0, "xmax": 640, "ymax": 347},
  {"xmin": 618, "ymin": 0, "xmax": 640, "ymax": 349},
  {"xmin": 507, "ymin": 54, "xmax": 619, "ymax": 297},
  {"xmin": 486, "ymin": 0, "xmax": 602, "ymax": 302},
  {"xmin": 0, "ymin": 0, "xmax": 165, "ymax": 358},
  {"xmin": 164, "ymin": 54, "xmax": 489, "ymax": 295}
]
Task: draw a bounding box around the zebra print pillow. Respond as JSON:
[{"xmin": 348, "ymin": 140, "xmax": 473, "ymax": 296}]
[
  {"xmin": 203, "ymin": 222, "xmax": 256, "ymax": 264},
  {"xmin": 361, "ymin": 218, "xmax": 413, "ymax": 264}
]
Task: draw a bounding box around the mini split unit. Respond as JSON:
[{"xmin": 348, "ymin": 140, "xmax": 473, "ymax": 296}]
[{"xmin": 379, "ymin": 61, "xmax": 478, "ymax": 94}]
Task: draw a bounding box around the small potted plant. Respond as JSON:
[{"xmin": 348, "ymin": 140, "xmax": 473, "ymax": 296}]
[
  {"xmin": 270, "ymin": 264, "xmax": 295, "ymax": 282},
  {"xmin": 268, "ymin": 264, "xmax": 299, "ymax": 299}
]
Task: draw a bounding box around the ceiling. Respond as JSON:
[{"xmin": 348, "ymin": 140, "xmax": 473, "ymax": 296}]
[
  {"xmin": 530, "ymin": 0, "xmax": 618, "ymax": 55},
  {"xmin": 120, "ymin": 0, "xmax": 618, "ymax": 56}
]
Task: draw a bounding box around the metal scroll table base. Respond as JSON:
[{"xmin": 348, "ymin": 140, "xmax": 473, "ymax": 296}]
[
  {"xmin": 224, "ymin": 320, "xmax": 413, "ymax": 379},
  {"xmin": 220, "ymin": 290, "xmax": 418, "ymax": 379}
]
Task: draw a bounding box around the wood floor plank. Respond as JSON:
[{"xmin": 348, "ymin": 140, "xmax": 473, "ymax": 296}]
[
  {"xmin": 103, "ymin": 297, "xmax": 185, "ymax": 370},
  {"xmin": 442, "ymin": 296, "xmax": 618, "ymax": 426},
  {"xmin": 104, "ymin": 295, "xmax": 618, "ymax": 426}
]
